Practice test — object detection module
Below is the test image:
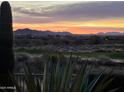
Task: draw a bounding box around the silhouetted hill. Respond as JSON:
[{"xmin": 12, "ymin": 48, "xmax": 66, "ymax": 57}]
[
  {"xmin": 14, "ymin": 29, "xmax": 124, "ymax": 36},
  {"xmin": 14, "ymin": 28, "xmax": 72, "ymax": 36},
  {"xmin": 97, "ymin": 32, "xmax": 124, "ymax": 36}
]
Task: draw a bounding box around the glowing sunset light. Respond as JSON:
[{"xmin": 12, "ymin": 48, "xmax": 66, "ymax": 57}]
[{"xmin": 9, "ymin": 1, "xmax": 124, "ymax": 34}]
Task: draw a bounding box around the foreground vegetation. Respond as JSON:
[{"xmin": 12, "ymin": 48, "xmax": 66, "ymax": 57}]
[{"xmin": 12, "ymin": 54, "xmax": 117, "ymax": 92}]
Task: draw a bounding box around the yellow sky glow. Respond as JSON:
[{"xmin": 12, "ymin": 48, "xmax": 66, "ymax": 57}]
[{"xmin": 13, "ymin": 19, "xmax": 124, "ymax": 34}]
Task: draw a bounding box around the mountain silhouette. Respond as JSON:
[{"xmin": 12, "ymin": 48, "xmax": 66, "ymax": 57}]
[
  {"xmin": 14, "ymin": 28, "xmax": 72, "ymax": 36},
  {"xmin": 97, "ymin": 32, "xmax": 124, "ymax": 36},
  {"xmin": 14, "ymin": 28, "xmax": 124, "ymax": 36}
]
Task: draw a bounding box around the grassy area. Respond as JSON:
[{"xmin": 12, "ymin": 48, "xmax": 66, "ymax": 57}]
[
  {"xmin": 15, "ymin": 48, "xmax": 48, "ymax": 54},
  {"xmin": 15, "ymin": 48, "xmax": 124, "ymax": 60}
]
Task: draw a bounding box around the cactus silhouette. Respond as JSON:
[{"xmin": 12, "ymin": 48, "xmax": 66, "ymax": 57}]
[{"xmin": 0, "ymin": 1, "xmax": 14, "ymax": 91}]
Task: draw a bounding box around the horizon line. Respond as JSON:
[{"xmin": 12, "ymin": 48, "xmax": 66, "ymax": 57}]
[{"xmin": 13, "ymin": 28, "xmax": 124, "ymax": 35}]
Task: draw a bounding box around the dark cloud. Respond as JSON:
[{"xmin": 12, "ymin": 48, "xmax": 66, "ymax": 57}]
[
  {"xmin": 13, "ymin": 1, "xmax": 124, "ymax": 23},
  {"xmin": 53, "ymin": 2, "xmax": 124, "ymax": 20},
  {"xmin": 13, "ymin": 17, "xmax": 55, "ymax": 24}
]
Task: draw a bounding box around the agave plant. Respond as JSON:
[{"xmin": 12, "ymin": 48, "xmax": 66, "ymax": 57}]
[
  {"xmin": 42, "ymin": 54, "xmax": 114, "ymax": 92},
  {"xmin": 14, "ymin": 54, "xmax": 116, "ymax": 92}
]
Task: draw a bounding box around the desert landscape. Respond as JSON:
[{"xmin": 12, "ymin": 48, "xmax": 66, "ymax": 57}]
[{"xmin": 0, "ymin": 1, "xmax": 124, "ymax": 92}]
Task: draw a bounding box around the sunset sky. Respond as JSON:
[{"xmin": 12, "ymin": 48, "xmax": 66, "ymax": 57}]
[{"xmin": 8, "ymin": 1, "xmax": 124, "ymax": 34}]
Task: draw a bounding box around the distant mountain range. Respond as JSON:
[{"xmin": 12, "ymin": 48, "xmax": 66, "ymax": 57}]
[
  {"xmin": 14, "ymin": 28, "xmax": 124, "ymax": 36},
  {"xmin": 14, "ymin": 28, "xmax": 72, "ymax": 36},
  {"xmin": 97, "ymin": 32, "xmax": 124, "ymax": 36}
]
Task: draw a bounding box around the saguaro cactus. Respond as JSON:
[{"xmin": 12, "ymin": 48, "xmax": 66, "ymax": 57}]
[{"xmin": 0, "ymin": 1, "xmax": 14, "ymax": 91}]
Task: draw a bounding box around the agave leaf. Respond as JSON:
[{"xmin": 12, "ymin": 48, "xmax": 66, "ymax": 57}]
[
  {"xmin": 92, "ymin": 69, "xmax": 114, "ymax": 91},
  {"xmin": 87, "ymin": 71, "xmax": 104, "ymax": 92},
  {"xmin": 99, "ymin": 78, "xmax": 113, "ymax": 91},
  {"xmin": 48, "ymin": 56, "xmax": 57, "ymax": 91},
  {"xmin": 83, "ymin": 64, "xmax": 94, "ymax": 91},
  {"xmin": 59, "ymin": 55, "xmax": 72, "ymax": 91},
  {"xmin": 36, "ymin": 78, "xmax": 41, "ymax": 92},
  {"xmin": 108, "ymin": 87, "xmax": 120, "ymax": 92},
  {"xmin": 71, "ymin": 62, "xmax": 87, "ymax": 92},
  {"xmin": 7, "ymin": 73, "xmax": 16, "ymax": 90},
  {"xmin": 42, "ymin": 56, "xmax": 50, "ymax": 92},
  {"xmin": 83, "ymin": 76, "xmax": 89, "ymax": 91},
  {"xmin": 64, "ymin": 56, "xmax": 78, "ymax": 91},
  {"xmin": 11, "ymin": 74, "xmax": 22, "ymax": 92},
  {"xmin": 54, "ymin": 55, "xmax": 62, "ymax": 91},
  {"xmin": 24, "ymin": 62, "xmax": 37, "ymax": 92},
  {"xmin": 56, "ymin": 55, "xmax": 68, "ymax": 91}
]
